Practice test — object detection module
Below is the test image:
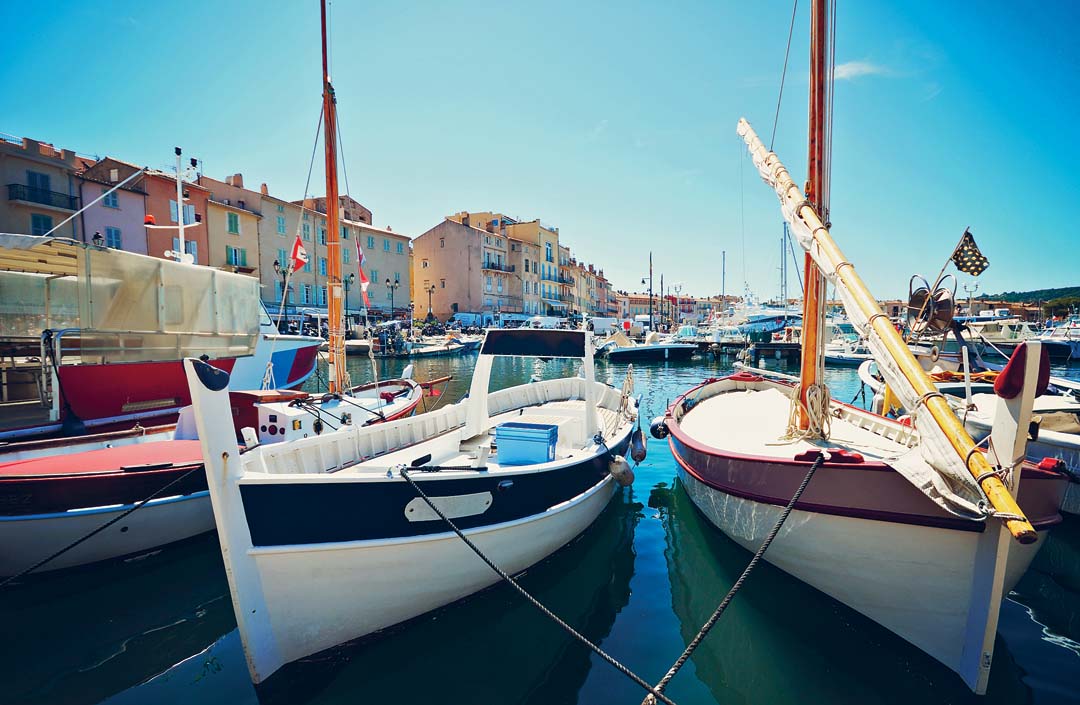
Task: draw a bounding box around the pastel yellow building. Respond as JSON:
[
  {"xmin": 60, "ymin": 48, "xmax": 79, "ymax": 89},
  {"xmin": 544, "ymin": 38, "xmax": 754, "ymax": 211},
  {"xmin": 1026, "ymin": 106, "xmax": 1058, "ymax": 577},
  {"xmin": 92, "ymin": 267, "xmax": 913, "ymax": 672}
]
[{"xmin": 199, "ymin": 174, "xmax": 262, "ymax": 277}]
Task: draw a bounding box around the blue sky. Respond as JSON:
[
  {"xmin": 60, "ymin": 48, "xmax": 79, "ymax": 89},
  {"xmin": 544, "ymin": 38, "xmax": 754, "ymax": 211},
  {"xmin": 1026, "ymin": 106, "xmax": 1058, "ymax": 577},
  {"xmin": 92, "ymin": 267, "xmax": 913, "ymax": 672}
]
[{"xmin": 4, "ymin": 1, "xmax": 1077, "ymax": 300}]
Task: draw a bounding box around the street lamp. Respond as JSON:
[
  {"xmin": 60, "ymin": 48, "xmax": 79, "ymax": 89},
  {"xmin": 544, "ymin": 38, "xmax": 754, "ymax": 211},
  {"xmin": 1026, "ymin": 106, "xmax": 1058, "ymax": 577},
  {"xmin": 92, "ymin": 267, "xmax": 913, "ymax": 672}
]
[
  {"xmin": 385, "ymin": 277, "xmax": 400, "ymax": 321},
  {"xmin": 272, "ymin": 258, "xmax": 292, "ymax": 329},
  {"xmin": 344, "ymin": 272, "xmax": 355, "ymax": 326},
  {"xmin": 426, "ymin": 284, "xmax": 436, "ymax": 321}
]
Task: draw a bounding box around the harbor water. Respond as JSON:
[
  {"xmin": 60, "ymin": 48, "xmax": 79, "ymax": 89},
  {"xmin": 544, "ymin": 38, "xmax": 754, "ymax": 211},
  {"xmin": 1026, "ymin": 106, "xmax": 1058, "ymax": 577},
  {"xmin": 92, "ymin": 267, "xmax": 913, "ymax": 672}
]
[{"xmin": 5, "ymin": 352, "xmax": 1080, "ymax": 705}]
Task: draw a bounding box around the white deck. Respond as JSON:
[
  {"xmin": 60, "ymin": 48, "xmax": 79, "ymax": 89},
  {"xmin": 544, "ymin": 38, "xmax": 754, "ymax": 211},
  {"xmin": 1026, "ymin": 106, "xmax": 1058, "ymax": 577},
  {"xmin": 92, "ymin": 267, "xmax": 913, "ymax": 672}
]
[{"xmin": 679, "ymin": 386, "xmax": 912, "ymax": 462}]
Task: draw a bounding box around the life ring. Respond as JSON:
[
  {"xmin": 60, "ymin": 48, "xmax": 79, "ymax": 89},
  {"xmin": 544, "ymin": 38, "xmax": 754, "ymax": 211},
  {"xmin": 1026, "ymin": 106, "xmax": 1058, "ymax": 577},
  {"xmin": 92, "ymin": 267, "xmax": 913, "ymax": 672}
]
[{"xmin": 929, "ymin": 345, "xmax": 939, "ymax": 363}]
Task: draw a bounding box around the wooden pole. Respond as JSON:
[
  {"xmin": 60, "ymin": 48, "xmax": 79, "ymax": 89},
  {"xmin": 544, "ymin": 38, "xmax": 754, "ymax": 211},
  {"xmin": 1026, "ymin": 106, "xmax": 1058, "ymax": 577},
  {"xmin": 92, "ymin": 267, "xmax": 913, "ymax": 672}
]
[
  {"xmin": 321, "ymin": 0, "xmax": 345, "ymax": 394},
  {"xmin": 797, "ymin": 0, "xmax": 829, "ymax": 430},
  {"xmin": 738, "ymin": 117, "xmax": 1036, "ymax": 544}
]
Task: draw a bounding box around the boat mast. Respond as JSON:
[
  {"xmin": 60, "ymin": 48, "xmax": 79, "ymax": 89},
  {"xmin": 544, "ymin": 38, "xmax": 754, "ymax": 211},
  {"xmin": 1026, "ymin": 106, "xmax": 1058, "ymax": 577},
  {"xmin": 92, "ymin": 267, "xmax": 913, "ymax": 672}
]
[
  {"xmin": 321, "ymin": 0, "xmax": 346, "ymax": 394},
  {"xmin": 796, "ymin": 0, "xmax": 830, "ymax": 430}
]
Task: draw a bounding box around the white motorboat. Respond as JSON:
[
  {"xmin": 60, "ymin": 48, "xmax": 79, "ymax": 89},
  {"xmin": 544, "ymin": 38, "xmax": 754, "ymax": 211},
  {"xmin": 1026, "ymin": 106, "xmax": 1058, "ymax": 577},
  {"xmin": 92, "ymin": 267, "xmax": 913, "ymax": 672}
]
[
  {"xmin": 597, "ymin": 330, "xmax": 697, "ymax": 362},
  {"xmin": 184, "ymin": 327, "xmax": 640, "ymax": 684}
]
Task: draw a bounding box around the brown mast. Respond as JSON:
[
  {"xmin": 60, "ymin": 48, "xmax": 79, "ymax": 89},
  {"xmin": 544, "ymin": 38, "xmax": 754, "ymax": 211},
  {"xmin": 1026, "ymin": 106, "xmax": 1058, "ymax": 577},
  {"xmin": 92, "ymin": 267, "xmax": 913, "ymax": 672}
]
[
  {"xmin": 321, "ymin": 0, "xmax": 345, "ymax": 393},
  {"xmin": 797, "ymin": 0, "xmax": 830, "ymax": 430}
]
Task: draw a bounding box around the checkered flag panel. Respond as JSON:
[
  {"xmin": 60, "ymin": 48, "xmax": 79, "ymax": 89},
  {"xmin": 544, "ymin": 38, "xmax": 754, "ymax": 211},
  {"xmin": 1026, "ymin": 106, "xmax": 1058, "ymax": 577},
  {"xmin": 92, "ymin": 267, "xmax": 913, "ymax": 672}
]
[{"xmin": 951, "ymin": 229, "xmax": 989, "ymax": 276}]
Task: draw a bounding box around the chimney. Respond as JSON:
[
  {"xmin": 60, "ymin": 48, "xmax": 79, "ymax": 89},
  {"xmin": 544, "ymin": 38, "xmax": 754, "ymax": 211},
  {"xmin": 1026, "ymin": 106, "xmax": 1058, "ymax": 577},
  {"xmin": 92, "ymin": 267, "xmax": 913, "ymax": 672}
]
[
  {"xmin": 225, "ymin": 175, "xmax": 234, "ymax": 186},
  {"xmin": 232, "ymin": 173, "xmax": 244, "ymax": 188},
  {"xmin": 260, "ymin": 183, "xmax": 269, "ymax": 195}
]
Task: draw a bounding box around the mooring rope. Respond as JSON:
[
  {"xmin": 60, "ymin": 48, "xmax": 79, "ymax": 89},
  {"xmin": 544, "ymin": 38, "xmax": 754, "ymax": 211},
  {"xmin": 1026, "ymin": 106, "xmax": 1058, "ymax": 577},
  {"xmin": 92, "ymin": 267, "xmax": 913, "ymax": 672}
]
[
  {"xmin": 0, "ymin": 465, "xmax": 204, "ymax": 588},
  {"xmin": 640, "ymin": 451, "xmax": 827, "ymax": 704},
  {"xmin": 398, "ymin": 466, "xmax": 677, "ymax": 705}
]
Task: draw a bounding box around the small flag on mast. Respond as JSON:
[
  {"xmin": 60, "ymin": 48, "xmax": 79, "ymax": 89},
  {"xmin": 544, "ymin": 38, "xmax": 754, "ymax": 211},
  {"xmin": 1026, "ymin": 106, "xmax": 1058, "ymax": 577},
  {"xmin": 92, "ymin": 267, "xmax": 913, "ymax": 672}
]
[
  {"xmin": 951, "ymin": 228, "xmax": 989, "ymax": 276},
  {"xmin": 290, "ymin": 235, "xmax": 309, "ymax": 271},
  {"xmin": 355, "ymin": 238, "xmax": 371, "ymax": 308}
]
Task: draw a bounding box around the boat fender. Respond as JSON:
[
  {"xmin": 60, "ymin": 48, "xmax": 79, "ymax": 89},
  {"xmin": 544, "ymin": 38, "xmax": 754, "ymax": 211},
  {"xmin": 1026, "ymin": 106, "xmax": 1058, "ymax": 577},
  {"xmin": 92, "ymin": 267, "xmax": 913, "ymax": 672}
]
[
  {"xmin": 608, "ymin": 455, "xmax": 635, "ymax": 487},
  {"xmin": 929, "ymin": 345, "xmax": 939, "ymax": 363},
  {"xmin": 630, "ymin": 426, "xmax": 647, "ymax": 464},
  {"xmin": 871, "ymin": 391, "xmax": 885, "ymax": 416},
  {"xmin": 896, "ymin": 415, "xmax": 913, "ymax": 427},
  {"xmin": 650, "ymin": 416, "xmax": 669, "ymax": 440},
  {"xmin": 313, "ymin": 418, "xmax": 324, "ymax": 435}
]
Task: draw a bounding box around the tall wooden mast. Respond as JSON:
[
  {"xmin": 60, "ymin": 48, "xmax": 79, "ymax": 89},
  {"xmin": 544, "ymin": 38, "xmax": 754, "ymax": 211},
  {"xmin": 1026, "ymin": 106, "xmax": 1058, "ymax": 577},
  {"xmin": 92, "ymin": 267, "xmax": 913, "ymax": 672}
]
[
  {"xmin": 321, "ymin": 0, "xmax": 345, "ymax": 393},
  {"xmin": 797, "ymin": 0, "xmax": 830, "ymax": 429}
]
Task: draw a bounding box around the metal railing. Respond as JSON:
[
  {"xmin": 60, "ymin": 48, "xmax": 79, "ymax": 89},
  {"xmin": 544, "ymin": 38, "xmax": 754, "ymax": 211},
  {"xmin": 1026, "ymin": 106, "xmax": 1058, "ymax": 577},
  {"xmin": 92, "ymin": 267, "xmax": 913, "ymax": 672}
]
[
  {"xmin": 7, "ymin": 184, "xmax": 79, "ymax": 210},
  {"xmin": 558, "ymin": 274, "xmax": 575, "ymax": 285},
  {"xmin": 482, "ymin": 261, "xmax": 514, "ymax": 273}
]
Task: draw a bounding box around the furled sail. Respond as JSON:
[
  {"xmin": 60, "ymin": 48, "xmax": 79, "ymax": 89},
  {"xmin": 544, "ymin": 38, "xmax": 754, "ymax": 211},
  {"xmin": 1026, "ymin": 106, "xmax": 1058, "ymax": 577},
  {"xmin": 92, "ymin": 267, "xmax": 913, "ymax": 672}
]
[{"xmin": 737, "ymin": 118, "xmax": 1035, "ymax": 539}]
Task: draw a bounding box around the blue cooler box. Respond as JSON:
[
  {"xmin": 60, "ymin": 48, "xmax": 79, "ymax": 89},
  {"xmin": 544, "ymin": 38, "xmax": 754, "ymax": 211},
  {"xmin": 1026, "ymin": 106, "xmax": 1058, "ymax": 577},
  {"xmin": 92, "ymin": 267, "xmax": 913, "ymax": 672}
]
[{"xmin": 494, "ymin": 422, "xmax": 558, "ymax": 465}]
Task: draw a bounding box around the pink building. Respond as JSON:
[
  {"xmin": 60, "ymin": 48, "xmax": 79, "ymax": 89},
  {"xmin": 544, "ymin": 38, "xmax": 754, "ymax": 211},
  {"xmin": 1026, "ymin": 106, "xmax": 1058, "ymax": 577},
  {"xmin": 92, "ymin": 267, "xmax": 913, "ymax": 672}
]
[{"xmin": 76, "ymin": 172, "xmax": 148, "ymax": 254}]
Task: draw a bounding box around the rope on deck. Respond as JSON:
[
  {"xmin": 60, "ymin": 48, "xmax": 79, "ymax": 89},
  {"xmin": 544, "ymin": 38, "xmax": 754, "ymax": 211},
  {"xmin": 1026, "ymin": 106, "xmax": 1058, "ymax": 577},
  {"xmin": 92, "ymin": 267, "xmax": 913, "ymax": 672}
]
[
  {"xmin": 640, "ymin": 451, "xmax": 827, "ymax": 704},
  {"xmin": 398, "ymin": 466, "xmax": 677, "ymax": 705}
]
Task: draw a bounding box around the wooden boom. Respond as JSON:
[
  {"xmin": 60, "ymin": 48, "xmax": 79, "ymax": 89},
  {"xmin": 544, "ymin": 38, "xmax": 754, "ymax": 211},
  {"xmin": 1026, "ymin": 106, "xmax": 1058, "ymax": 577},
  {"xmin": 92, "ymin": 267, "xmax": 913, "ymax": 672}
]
[{"xmin": 737, "ymin": 117, "xmax": 1037, "ymax": 544}]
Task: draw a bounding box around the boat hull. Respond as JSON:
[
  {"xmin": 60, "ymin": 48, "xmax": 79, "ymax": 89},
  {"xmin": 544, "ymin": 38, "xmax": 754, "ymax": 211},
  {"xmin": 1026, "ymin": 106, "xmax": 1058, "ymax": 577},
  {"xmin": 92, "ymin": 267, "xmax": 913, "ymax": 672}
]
[
  {"xmin": 670, "ymin": 437, "xmax": 1063, "ymax": 685},
  {"xmin": 0, "ymin": 491, "xmax": 212, "ymax": 575},
  {"xmin": 607, "ymin": 345, "xmax": 696, "ymax": 362},
  {"xmin": 245, "ymin": 475, "xmax": 617, "ymax": 678}
]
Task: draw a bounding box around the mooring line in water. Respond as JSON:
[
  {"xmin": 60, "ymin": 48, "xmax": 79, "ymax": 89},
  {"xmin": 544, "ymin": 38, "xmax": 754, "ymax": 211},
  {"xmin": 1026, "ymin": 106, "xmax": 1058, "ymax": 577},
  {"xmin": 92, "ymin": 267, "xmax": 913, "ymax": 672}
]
[
  {"xmin": 640, "ymin": 451, "xmax": 827, "ymax": 705},
  {"xmin": 0, "ymin": 466, "xmax": 204, "ymax": 588},
  {"xmin": 398, "ymin": 467, "xmax": 678, "ymax": 705}
]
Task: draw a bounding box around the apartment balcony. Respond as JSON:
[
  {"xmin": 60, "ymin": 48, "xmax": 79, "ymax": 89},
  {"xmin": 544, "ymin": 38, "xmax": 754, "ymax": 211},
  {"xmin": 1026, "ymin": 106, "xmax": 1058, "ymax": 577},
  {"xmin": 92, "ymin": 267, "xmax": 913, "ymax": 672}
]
[
  {"xmin": 482, "ymin": 261, "xmax": 514, "ymax": 273},
  {"xmin": 540, "ymin": 272, "xmax": 558, "ymax": 283},
  {"xmin": 7, "ymin": 184, "xmax": 79, "ymax": 212},
  {"xmin": 557, "ymin": 274, "xmax": 575, "ymax": 285}
]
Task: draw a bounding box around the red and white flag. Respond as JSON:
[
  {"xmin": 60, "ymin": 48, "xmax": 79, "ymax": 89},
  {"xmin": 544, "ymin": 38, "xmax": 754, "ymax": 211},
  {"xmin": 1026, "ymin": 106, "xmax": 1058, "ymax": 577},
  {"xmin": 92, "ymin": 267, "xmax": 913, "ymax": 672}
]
[
  {"xmin": 355, "ymin": 239, "xmax": 371, "ymax": 308},
  {"xmin": 290, "ymin": 235, "xmax": 309, "ymax": 271}
]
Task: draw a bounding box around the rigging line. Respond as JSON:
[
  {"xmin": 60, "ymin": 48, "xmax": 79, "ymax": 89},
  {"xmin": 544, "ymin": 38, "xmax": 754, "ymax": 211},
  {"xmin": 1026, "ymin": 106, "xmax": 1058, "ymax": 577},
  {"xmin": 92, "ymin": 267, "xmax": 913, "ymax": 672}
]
[
  {"xmin": 641, "ymin": 452, "xmax": 826, "ymax": 704},
  {"xmin": 769, "ymin": 0, "xmax": 800, "ymax": 151},
  {"xmin": 739, "ymin": 142, "xmax": 746, "ymax": 291},
  {"xmin": 398, "ymin": 468, "xmax": 676, "ymax": 705}
]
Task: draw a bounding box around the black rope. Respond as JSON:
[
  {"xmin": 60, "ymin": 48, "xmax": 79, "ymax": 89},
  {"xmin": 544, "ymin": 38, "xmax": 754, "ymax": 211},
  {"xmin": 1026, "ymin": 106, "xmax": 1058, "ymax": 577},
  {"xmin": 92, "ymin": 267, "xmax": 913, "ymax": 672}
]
[
  {"xmin": 398, "ymin": 468, "xmax": 676, "ymax": 705},
  {"xmin": 0, "ymin": 465, "xmax": 203, "ymax": 588},
  {"xmin": 769, "ymin": 0, "xmax": 800, "ymax": 150},
  {"xmin": 641, "ymin": 451, "xmax": 827, "ymax": 704}
]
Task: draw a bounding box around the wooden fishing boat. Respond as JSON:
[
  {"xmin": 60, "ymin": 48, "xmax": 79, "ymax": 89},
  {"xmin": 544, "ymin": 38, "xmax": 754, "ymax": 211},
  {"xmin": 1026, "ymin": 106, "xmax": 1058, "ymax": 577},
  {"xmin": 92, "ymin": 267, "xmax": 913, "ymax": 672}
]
[
  {"xmin": 184, "ymin": 327, "xmax": 640, "ymax": 684},
  {"xmin": 657, "ymin": 0, "xmax": 1069, "ymax": 694}
]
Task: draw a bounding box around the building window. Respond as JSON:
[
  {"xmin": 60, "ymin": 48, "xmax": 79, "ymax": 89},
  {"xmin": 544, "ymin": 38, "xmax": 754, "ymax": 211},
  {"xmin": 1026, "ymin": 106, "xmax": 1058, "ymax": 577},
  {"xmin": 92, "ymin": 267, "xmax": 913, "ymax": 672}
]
[
  {"xmin": 319, "ymin": 228, "xmax": 327, "ymax": 245},
  {"xmin": 303, "ymin": 259, "xmax": 311, "ymax": 273},
  {"xmin": 439, "ymin": 238, "xmax": 445, "ymax": 248},
  {"xmin": 102, "ymin": 187, "xmax": 119, "ymax": 209},
  {"xmin": 370, "ymin": 269, "xmax": 378, "ymax": 283},
  {"xmin": 486, "ymin": 276, "xmax": 492, "ymax": 292},
  {"xmin": 319, "ymin": 286, "xmax": 327, "ymax": 306},
  {"xmin": 303, "ymin": 212, "xmax": 310, "ymax": 221},
  {"xmin": 383, "ymin": 238, "xmax": 390, "ymax": 252},
  {"xmin": 277, "ymin": 204, "xmax": 285, "ymax": 214},
  {"xmin": 341, "ymin": 225, "xmax": 349, "ymax": 239},
  {"xmin": 524, "ymin": 258, "xmax": 529, "ymax": 271},
  {"xmin": 422, "ymin": 260, "xmax": 429, "ymax": 268},
  {"xmin": 342, "ymin": 247, "xmax": 350, "ymax": 264},
  {"xmin": 545, "ymin": 242, "xmax": 553, "ymax": 262},
  {"xmin": 277, "ymin": 247, "xmax": 287, "ymax": 266},
  {"xmin": 440, "ymin": 279, "xmax": 445, "ymax": 288},
  {"xmin": 226, "ymin": 212, "xmax": 240, "ymax": 234},
  {"xmin": 319, "ymin": 257, "xmax": 328, "ymax": 276},
  {"xmin": 170, "ymin": 200, "xmax": 195, "ymax": 224},
  {"xmin": 226, "ymin": 245, "xmax": 248, "ymax": 267},
  {"xmin": 394, "ymin": 272, "xmax": 400, "ymax": 283},
  {"xmin": 301, "ymin": 284, "xmax": 311, "ymax": 304},
  {"xmin": 367, "ymin": 235, "xmax": 375, "ymax": 249},
  {"xmin": 303, "ymin": 223, "xmax": 311, "ymax": 240},
  {"xmin": 27, "ymin": 170, "xmax": 50, "ymax": 193},
  {"xmin": 30, "ymin": 213, "xmax": 53, "ymax": 236},
  {"xmin": 533, "ymin": 262, "xmax": 538, "ymax": 274},
  {"xmin": 277, "ymin": 215, "xmax": 286, "ymax": 235},
  {"xmin": 105, "ymin": 226, "xmax": 122, "ymax": 248},
  {"xmin": 396, "ymin": 242, "xmax": 404, "ymax": 254},
  {"xmin": 496, "ymin": 238, "xmax": 502, "ymax": 247}
]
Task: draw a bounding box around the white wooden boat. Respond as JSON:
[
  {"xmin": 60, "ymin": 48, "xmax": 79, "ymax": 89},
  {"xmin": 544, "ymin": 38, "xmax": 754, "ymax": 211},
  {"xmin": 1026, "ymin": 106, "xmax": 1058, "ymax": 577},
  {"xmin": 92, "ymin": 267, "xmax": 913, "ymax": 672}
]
[
  {"xmin": 183, "ymin": 328, "xmax": 640, "ymax": 684},
  {"xmin": 658, "ymin": 2, "xmax": 1069, "ymax": 694}
]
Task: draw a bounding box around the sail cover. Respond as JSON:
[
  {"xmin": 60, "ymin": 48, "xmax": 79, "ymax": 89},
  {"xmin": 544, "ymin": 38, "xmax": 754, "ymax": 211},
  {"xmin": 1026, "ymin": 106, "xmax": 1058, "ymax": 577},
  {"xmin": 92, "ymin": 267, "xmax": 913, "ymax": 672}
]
[{"xmin": 737, "ymin": 122, "xmax": 989, "ymax": 518}]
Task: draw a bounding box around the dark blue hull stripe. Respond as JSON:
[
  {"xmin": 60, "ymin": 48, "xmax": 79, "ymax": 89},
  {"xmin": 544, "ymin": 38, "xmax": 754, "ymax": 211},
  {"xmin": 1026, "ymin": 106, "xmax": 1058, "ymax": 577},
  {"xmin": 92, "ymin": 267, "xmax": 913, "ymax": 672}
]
[{"xmin": 240, "ymin": 435, "xmax": 630, "ymax": 546}]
